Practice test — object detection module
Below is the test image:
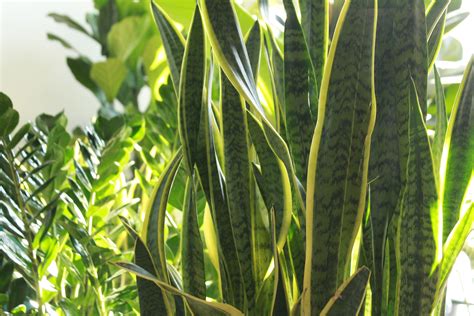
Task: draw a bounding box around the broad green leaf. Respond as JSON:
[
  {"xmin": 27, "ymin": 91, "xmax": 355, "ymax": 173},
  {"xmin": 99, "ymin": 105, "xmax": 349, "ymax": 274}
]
[
  {"xmin": 181, "ymin": 177, "xmax": 206, "ymax": 299},
  {"xmin": 107, "ymin": 16, "xmax": 151, "ymax": 63},
  {"xmin": 199, "ymin": 0, "xmax": 262, "ymax": 115},
  {"xmin": 397, "ymin": 80, "xmax": 438, "ymax": 316},
  {"xmin": 440, "ymin": 57, "xmax": 473, "ymax": 242},
  {"xmin": 221, "ymin": 74, "xmax": 256, "ymax": 310},
  {"xmin": 300, "ymin": 0, "xmax": 328, "ymax": 88},
  {"xmin": 303, "ymin": 0, "xmax": 377, "ymax": 313},
  {"xmin": 116, "ymin": 261, "xmax": 244, "ymax": 316},
  {"xmin": 283, "ymin": 0, "xmax": 315, "ymax": 186},
  {"xmin": 179, "ymin": 6, "xmax": 205, "ymax": 171},
  {"xmin": 0, "ymin": 93, "xmax": 19, "ymax": 137},
  {"xmin": 66, "ymin": 57, "xmax": 105, "ymax": 103},
  {"xmin": 320, "ymin": 267, "xmax": 370, "ymax": 316},
  {"xmin": 90, "ymin": 58, "xmax": 127, "ymax": 102},
  {"xmin": 366, "ymin": 0, "xmax": 428, "ymax": 312},
  {"xmin": 151, "ymin": 1, "xmax": 185, "ymax": 93},
  {"xmin": 433, "ymin": 66, "xmax": 448, "ymax": 179}
]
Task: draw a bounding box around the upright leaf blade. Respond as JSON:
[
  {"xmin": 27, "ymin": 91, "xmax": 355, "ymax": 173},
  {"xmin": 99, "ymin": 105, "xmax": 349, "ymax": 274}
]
[
  {"xmin": 397, "ymin": 81, "xmax": 438, "ymax": 316},
  {"xmin": 300, "ymin": 0, "xmax": 328, "ymax": 88},
  {"xmin": 151, "ymin": 1, "xmax": 185, "ymax": 92},
  {"xmin": 440, "ymin": 58, "xmax": 474, "ymax": 242},
  {"xmin": 366, "ymin": 0, "xmax": 428, "ymax": 312},
  {"xmin": 283, "ymin": 0, "xmax": 316, "ymax": 186},
  {"xmin": 221, "ymin": 75, "xmax": 256, "ymax": 310},
  {"xmin": 179, "ymin": 6, "xmax": 205, "ymax": 171},
  {"xmin": 181, "ymin": 177, "xmax": 206, "ymax": 299},
  {"xmin": 199, "ymin": 0, "xmax": 262, "ymax": 115},
  {"xmin": 304, "ymin": 0, "xmax": 377, "ymax": 313},
  {"xmin": 433, "ymin": 66, "xmax": 448, "ymax": 177},
  {"xmin": 142, "ymin": 150, "xmax": 182, "ymax": 313}
]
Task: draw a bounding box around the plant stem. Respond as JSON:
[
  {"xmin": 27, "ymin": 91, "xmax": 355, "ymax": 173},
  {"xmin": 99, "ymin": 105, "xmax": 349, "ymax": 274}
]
[{"xmin": 3, "ymin": 140, "xmax": 43, "ymax": 315}]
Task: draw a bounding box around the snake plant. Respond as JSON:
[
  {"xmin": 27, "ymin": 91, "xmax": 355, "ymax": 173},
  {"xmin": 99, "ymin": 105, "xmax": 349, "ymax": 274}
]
[{"xmin": 113, "ymin": 0, "xmax": 474, "ymax": 315}]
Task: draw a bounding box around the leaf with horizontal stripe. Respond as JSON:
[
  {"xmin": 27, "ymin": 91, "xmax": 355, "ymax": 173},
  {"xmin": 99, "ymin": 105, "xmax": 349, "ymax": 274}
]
[
  {"xmin": 199, "ymin": 0, "xmax": 262, "ymax": 115},
  {"xmin": 283, "ymin": 0, "xmax": 316, "ymax": 186},
  {"xmin": 179, "ymin": 5, "xmax": 205, "ymax": 171},
  {"xmin": 142, "ymin": 150, "xmax": 182, "ymax": 313},
  {"xmin": 440, "ymin": 57, "xmax": 474, "ymax": 242},
  {"xmin": 320, "ymin": 267, "xmax": 370, "ymax": 316},
  {"xmin": 221, "ymin": 74, "xmax": 256, "ymax": 311},
  {"xmin": 300, "ymin": 0, "xmax": 328, "ymax": 88},
  {"xmin": 181, "ymin": 176, "xmax": 206, "ymax": 299},
  {"xmin": 366, "ymin": 0, "xmax": 428, "ymax": 312},
  {"xmin": 397, "ymin": 80, "xmax": 438, "ymax": 316},
  {"xmin": 151, "ymin": 1, "xmax": 185, "ymax": 93},
  {"xmin": 303, "ymin": 0, "xmax": 377, "ymax": 313}
]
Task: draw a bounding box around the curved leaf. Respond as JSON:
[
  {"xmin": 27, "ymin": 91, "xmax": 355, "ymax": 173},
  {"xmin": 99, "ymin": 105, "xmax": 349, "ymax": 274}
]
[
  {"xmin": 116, "ymin": 261, "xmax": 244, "ymax": 316},
  {"xmin": 151, "ymin": 1, "xmax": 185, "ymax": 92},
  {"xmin": 199, "ymin": 0, "xmax": 262, "ymax": 115}
]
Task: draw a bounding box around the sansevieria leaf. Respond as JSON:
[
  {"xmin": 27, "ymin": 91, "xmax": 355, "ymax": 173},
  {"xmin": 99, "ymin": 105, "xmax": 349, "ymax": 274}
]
[
  {"xmin": 179, "ymin": 5, "xmax": 205, "ymax": 171},
  {"xmin": 151, "ymin": 1, "xmax": 185, "ymax": 93},
  {"xmin": 320, "ymin": 267, "xmax": 370, "ymax": 316},
  {"xmin": 195, "ymin": 62, "xmax": 244, "ymax": 308},
  {"xmin": 199, "ymin": 0, "xmax": 263, "ymax": 115},
  {"xmin": 440, "ymin": 57, "xmax": 473, "ymax": 242},
  {"xmin": 181, "ymin": 177, "xmax": 206, "ymax": 299},
  {"xmin": 300, "ymin": 0, "xmax": 328, "ymax": 88},
  {"xmin": 366, "ymin": 0, "xmax": 428, "ymax": 312},
  {"xmin": 120, "ymin": 217, "xmax": 168, "ymax": 316},
  {"xmin": 245, "ymin": 22, "xmax": 262, "ymax": 83},
  {"xmin": 247, "ymin": 111, "xmax": 291, "ymax": 249},
  {"xmin": 397, "ymin": 80, "xmax": 438, "ymax": 316},
  {"xmin": 116, "ymin": 260, "xmax": 244, "ymax": 316},
  {"xmin": 303, "ymin": 0, "xmax": 377, "ymax": 313},
  {"xmin": 433, "ymin": 65, "xmax": 448, "ymax": 178},
  {"xmin": 142, "ymin": 150, "xmax": 182, "ymax": 314},
  {"xmin": 221, "ymin": 75, "xmax": 256, "ymax": 311},
  {"xmin": 283, "ymin": 0, "xmax": 315, "ymax": 186}
]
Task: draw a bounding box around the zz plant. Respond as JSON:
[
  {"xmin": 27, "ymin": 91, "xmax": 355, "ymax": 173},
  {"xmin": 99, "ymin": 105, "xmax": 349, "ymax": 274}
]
[{"xmin": 116, "ymin": 0, "xmax": 474, "ymax": 315}]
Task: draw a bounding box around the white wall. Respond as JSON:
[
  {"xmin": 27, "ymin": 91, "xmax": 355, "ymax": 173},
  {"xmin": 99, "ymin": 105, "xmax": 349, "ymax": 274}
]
[{"xmin": 0, "ymin": 0, "xmax": 101, "ymax": 129}]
